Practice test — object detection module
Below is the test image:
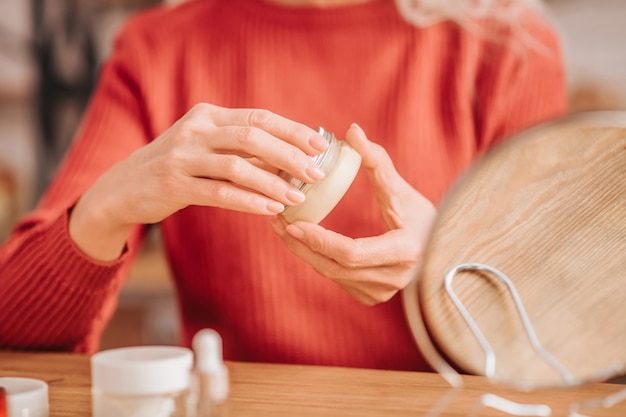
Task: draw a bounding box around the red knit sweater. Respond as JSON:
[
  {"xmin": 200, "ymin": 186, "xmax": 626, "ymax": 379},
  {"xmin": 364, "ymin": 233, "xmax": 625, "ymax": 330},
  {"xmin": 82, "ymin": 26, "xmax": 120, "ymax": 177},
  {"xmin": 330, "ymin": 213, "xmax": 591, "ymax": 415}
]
[{"xmin": 0, "ymin": 0, "xmax": 566, "ymax": 370}]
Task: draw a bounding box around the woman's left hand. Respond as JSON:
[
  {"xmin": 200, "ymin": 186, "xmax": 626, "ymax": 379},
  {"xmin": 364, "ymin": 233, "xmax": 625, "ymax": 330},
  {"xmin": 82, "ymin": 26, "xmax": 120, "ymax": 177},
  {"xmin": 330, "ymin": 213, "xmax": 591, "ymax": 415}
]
[{"xmin": 270, "ymin": 124, "xmax": 437, "ymax": 306}]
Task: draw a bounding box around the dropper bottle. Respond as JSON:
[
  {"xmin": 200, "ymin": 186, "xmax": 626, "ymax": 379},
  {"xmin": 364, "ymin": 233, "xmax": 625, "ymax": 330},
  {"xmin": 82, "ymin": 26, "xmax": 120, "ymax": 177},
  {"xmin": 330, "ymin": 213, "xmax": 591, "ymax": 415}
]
[{"xmin": 191, "ymin": 329, "xmax": 229, "ymax": 416}]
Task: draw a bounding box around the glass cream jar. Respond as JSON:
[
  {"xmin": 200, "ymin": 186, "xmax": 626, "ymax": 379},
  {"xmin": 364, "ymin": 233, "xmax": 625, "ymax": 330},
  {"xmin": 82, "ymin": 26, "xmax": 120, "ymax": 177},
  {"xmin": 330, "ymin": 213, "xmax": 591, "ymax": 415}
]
[{"xmin": 280, "ymin": 127, "xmax": 362, "ymax": 224}]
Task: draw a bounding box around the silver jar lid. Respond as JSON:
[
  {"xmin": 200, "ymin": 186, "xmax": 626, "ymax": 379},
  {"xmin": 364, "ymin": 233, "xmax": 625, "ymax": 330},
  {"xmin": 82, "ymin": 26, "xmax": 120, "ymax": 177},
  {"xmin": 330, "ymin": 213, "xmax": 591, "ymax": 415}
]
[{"xmin": 279, "ymin": 126, "xmax": 339, "ymax": 193}]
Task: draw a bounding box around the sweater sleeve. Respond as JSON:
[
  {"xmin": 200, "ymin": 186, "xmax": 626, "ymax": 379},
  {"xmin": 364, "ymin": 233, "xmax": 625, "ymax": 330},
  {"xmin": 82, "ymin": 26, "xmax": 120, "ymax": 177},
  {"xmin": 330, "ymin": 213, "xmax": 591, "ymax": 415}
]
[
  {"xmin": 474, "ymin": 8, "xmax": 568, "ymax": 152},
  {"xmin": 0, "ymin": 23, "xmax": 153, "ymax": 353}
]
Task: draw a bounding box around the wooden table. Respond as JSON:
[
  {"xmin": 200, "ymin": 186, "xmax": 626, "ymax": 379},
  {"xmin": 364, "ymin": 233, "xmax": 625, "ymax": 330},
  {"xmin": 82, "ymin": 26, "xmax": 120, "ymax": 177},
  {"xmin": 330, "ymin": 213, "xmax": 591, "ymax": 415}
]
[{"xmin": 1, "ymin": 351, "xmax": 625, "ymax": 416}]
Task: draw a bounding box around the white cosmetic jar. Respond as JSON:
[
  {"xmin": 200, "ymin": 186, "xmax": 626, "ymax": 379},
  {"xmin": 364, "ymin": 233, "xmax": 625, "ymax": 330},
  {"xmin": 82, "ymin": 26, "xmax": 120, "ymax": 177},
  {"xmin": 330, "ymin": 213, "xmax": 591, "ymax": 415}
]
[
  {"xmin": 0, "ymin": 377, "xmax": 49, "ymax": 417},
  {"xmin": 91, "ymin": 346, "xmax": 193, "ymax": 417},
  {"xmin": 280, "ymin": 127, "xmax": 362, "ymax": 224}
]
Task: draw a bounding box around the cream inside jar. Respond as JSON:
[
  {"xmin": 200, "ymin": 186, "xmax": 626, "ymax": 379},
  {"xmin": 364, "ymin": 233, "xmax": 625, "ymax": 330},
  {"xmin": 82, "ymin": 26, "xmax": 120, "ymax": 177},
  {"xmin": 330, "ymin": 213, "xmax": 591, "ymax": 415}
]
[{"xmin": 280, "ymin": 127, "xmax": 362, "ymax": 224}]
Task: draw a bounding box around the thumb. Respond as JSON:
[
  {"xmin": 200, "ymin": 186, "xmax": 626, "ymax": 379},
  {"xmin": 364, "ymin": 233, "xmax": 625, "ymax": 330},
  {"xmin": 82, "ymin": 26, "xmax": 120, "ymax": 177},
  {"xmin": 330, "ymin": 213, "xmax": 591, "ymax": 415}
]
[
  {"xmin": 343, "ymin": 123, "xmax": 381, "ymax": 170},
  {"xmin": 344, "ymin": 123, "xmax": 402, "ymax": 189}
]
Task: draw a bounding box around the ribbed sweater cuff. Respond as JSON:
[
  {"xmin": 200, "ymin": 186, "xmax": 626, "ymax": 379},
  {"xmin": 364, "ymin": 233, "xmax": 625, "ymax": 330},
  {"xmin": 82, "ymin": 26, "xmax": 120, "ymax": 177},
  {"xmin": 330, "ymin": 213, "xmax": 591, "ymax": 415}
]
[
  {"xmin": 46, "ymin": 208, "xmax": 129, "ymax": 293},
  {"xmin": 0, "ymin": 209, "xmax": 132, "ymax": 350}
]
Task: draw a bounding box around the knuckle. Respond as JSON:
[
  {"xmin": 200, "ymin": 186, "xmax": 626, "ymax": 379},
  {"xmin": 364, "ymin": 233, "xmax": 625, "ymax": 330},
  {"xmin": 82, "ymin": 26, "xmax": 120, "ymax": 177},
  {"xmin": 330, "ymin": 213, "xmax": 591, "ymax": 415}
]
[
  {"xmin": 209, "ymin": 182, "xmax": 233, "ymax": 203},
  {"xmin": 313, "ymin": 261, "xmax": 342, "ymax": 281},
  {"xmin": 326, "ymin": 263, "xmax": 345, "ymax": 280},
  {"xmin": 163, "ymin": 147, "xmax": 186, "ymax": 170},
  {"xmin": 399, "ymin": 272, "xmax": 416, "ymax": 289},
  {"xmin": 372, "ymin": 289, "xmax": 397, "ymax": 304},
  {"xmin": 337, "ymin": 246, "xmax": 366, "ymax": 269},
  {"xmin": 407, "ymin": 241, "xmax": 424, "ymax": 261},
  {"xmin": 341, "ymin": 286, "xmax": 376, "ymax": 306},
  {"xmin": 220, "ymin": 156, "xmax": 245, "ymax": 179},
  {"xmin": 283, "ymin": 123, "xmax": 302, "ymax": 143},
  {"xmin": 173, "ymin": 121, "xmax": 199, "ymax": 144},
  {"xmin": 286, "ymin": 147, "xmax": 301, "ymax": 165},
  {"xmin": 392, "ymin": 240, "xmax": 423, "ymax": 269},
  {"xmin": 310, "ymin": 263, "xmax": 331, "ymax": 279},
  {"xmin": 190, "ymin": 102, "xmax": 213, "ymax": 116},
  {"xmin": 356, "ymin": 294, "xmax": 378, "ymax": 307},
  {"xmin": 247, "ymin": 109, "xmax": 273, "ymax": 127},
  {"xmin": 303, "ymin": 233, "xmax": 324, "ymax": 253},
  {"xmin": 372, "ymin": 141, "xmax": 387, "ymax": 155},
  {"xmin": 233, "ymin": 126, "xmax": 257, "ymax": 147},
  {"xmin": 381, "ymin": 271, "xmax": 414, "ymax": 293},
  {"xmin": 388, "ymin": 277, "xmax": 407, "ymax": 292},
  {"xmin": 370, "ymin": 141, "xmax": 389, "ymax": 161}
]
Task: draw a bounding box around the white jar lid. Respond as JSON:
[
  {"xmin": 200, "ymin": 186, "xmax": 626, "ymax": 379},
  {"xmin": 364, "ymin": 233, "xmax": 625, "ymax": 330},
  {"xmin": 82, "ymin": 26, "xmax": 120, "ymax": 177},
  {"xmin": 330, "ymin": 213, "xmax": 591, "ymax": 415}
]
[
  {"xmin": 91, "ymin": 346, "xmax": 193, "ymax": 396},
  {"xmin": 0, "ymin": 377, "xmax": 49, "ymax": 417}
]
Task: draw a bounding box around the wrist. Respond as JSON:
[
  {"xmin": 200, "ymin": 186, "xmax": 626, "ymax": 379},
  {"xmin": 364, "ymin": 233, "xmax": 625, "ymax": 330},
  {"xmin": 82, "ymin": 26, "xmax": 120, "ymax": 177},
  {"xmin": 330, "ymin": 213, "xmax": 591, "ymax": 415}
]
[{"xmin": 69, "ymin": 189, "xmax": 133, "ymax": 262}]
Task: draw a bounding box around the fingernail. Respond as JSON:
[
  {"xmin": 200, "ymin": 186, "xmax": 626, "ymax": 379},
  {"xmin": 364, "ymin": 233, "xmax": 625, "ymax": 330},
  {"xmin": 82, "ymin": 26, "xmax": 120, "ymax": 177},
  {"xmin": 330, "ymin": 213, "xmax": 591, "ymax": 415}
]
[
  {"xmin": 352, "ymin": 123, "xmax": 366, "ymax": 137},
  {"xmin": 267, "ymin": 201, "xmax": 285, "ymax": 214},
  {"xmin": 286, "ymin": 224, "xmax": 305, "ymax": 239},
  {"xmin": 306, "ymin": 164, "xmax": 325, "ymax": 181},
  {"xmin": 286, "ymin": 189, "xmax": 306, "ymax": 205},
  {"xmin": 309, "ymin": 134, "xmax": 328, "ymax": 152}
]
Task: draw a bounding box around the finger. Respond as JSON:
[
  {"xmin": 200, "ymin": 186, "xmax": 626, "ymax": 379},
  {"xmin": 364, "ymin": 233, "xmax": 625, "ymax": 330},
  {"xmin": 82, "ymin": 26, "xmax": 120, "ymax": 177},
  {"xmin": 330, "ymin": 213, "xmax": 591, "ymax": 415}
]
[
  {"xmin": 270, "ymin": 217, "xmax": 340, "ymax": 274},
  {"xmin": 337, "ymin": 281, "xmax": 401, "ymax": 305},
  {"xmin": 182, "ymin": 176, "xmax": 286, "ymax": 215},
  {"xmin": 185, "ymin": 153, "xmax": 306, "ymax": 207},
  {"xmin": 193, "ymin": 103, "xmax": 329, "ymax": 155},
  {"xmin": 205, "ymin": 125, "xmax": 326, "ymax": 184},
  {"xmin": 285, "ymin": 221, "xmax": 422, "ymax": 269},
  {"xmin": 271, "ymin": 218, "xmax": 410, "ymax": 298},
  {"xmin": 343, "ymin": 124, "xmax": 406, "ymax": 198},
  {"xmin": 343, "ymin": 123, "xmax": 382, "ymax": 170},
  {"xmin": 344, "ymin": 124, "xmax": 437, "ymax": 230},
  {"xmin": 339, "ymin": 285, "xmax": 380, "ymax": 306},
  {"xmin": 246, "ymin": 157, "xmax": 274, "ymax": 172}
]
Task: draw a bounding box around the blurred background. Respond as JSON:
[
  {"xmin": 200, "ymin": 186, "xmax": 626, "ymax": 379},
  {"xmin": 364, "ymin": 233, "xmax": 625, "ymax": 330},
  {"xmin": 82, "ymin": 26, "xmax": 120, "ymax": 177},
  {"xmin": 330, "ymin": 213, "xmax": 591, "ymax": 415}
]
[{"xmin": 0, "ymin": 0, "xmax": 625, "ymax": 350}]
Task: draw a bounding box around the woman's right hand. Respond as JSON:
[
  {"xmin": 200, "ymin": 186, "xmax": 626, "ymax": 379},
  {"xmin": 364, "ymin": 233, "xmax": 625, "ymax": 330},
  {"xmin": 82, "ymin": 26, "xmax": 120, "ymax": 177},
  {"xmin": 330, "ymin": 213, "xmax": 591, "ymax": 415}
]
[{"xmin": 69, "ymin": 103, "xmax": 328, "ymax": 261}]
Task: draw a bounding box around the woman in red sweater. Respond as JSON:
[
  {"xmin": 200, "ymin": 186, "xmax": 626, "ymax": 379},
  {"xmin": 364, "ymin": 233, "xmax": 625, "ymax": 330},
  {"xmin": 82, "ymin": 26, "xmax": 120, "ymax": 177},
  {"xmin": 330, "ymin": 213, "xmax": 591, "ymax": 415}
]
[{"xmin": 0, "ymin": 0, "xmax": 566, "ymax": 371}]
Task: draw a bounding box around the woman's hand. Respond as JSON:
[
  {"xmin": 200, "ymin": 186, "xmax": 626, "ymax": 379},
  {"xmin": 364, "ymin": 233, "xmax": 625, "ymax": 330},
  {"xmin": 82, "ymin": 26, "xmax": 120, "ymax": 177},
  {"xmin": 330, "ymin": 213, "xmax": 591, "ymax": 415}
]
[
  {"xmin": 271, "ymin": 124, "xmax": 437, "ymax": 306},
  {"xmin": 70, "ymin": 103, "xmax": 328, "ymax": 261}
]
